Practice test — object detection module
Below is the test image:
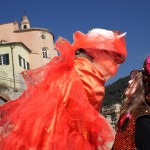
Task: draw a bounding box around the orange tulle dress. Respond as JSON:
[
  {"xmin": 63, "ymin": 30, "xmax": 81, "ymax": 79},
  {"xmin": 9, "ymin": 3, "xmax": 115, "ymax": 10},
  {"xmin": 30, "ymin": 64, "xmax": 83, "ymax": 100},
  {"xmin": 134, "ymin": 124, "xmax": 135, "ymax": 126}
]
[{"xmin": 0, "ymin": 38, "xmax": 115, "ymax": 150}]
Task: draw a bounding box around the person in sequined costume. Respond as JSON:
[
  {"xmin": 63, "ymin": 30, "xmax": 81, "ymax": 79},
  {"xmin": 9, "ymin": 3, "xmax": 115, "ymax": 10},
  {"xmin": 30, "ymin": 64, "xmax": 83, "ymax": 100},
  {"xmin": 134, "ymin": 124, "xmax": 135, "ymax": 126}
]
[{"xmin": 112, "ymin": 56, "xmax": 150, "ymax": 150}]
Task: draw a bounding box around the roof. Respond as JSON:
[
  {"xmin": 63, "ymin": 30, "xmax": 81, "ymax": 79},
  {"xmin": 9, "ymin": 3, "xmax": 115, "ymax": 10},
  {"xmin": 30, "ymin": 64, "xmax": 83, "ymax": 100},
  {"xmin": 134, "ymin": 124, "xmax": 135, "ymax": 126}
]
[
  {"xmin": 0, "ymin": 42, "xmax": 32, "ymax": 52},
  {"xmin": 14, "ymin": 28, "xmax": 55, "ymax": 40}
]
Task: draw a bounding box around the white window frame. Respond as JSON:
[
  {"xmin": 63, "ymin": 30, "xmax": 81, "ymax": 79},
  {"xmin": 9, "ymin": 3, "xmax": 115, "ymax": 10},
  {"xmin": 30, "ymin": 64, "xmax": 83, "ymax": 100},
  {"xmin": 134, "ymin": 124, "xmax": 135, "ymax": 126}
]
[
  {"xmin": 0, "ymin": 54, "xmax": 9, "ymax": 65},
  {"xmin": 19, "ymin": 55, "xmax": 29, "ymax": 69}
]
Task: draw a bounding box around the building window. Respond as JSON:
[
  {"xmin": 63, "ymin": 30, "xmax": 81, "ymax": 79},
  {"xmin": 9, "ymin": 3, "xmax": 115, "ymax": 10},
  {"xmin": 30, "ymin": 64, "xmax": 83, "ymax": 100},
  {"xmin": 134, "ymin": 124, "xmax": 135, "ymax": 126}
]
[
  {"xmin": 42, "ymin": 48, "xmax": 48, "ymax": 58},
  {"xmin": 18, "ymin": 55, "xmax": 29, "ymax": 70},
  {"xmin": 26, "ymin": 62, "xmax": 30, "ymax": 70},
  {"xmin": 23, "ymin": 25, "xmax": 27, "ymax": 29},
  {"xmin": 0, "ymin": 54, "xmax": 9, "ymax": 65},
  {"xmin": 19, "ymin": 55, "xmax": 22, "ymax": 67},
  {"xmin": 23, "ymin": 58, "xmax": 26, "ymax": 69}
]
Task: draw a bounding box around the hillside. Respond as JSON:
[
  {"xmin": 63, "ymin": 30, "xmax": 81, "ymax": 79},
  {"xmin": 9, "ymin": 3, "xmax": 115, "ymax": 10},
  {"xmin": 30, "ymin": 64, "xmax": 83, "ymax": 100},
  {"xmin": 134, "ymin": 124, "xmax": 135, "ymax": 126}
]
[{"xmin": 103, "ymin": 75, "xmax": 130, "ymax": 107}]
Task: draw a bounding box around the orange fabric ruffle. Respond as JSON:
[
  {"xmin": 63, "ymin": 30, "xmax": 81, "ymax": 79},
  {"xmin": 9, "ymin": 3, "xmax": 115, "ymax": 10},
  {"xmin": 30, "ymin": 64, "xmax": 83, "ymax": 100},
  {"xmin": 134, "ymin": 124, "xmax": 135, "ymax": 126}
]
[{"xmin": 0, "ymin": 37, "xmax": 115, "ymax": 150}]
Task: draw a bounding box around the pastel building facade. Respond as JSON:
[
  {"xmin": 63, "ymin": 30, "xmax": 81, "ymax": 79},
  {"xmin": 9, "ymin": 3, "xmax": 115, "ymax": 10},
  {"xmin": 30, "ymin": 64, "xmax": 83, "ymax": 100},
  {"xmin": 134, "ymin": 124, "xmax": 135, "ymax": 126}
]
[
  {"xmin": 0, "ymin": 16, "xmax": 58, "ymax": 104},
  {"xmin": 0, "ymin": 16, "xmax": 57, "ymax": 69}
]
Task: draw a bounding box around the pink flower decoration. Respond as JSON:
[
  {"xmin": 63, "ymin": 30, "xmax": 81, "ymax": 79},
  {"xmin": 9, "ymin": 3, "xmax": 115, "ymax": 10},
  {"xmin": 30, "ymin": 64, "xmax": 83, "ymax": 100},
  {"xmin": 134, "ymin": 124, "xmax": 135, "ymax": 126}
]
[
  {"xmin": 118, "ymin": 112, "xmax": 132, "ymax": 128},
  {"xmin": 146, "ymin": 56, "xmax": 150, "ymax": 74}
]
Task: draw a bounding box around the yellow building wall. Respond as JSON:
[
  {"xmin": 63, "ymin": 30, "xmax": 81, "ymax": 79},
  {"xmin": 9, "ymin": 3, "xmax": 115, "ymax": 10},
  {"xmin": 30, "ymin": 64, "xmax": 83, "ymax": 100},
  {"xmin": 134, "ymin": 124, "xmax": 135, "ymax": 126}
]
[
  {"xmin": 0, "ymin": 45, "xmax": 13, "ymax": 87},
  {"xmin": 13, "ymin": 44, "xmax": 30, "ymax": 90},
  {"xmin": 0, "ymin": 44, "xmax": 29, "ymax": 90}
]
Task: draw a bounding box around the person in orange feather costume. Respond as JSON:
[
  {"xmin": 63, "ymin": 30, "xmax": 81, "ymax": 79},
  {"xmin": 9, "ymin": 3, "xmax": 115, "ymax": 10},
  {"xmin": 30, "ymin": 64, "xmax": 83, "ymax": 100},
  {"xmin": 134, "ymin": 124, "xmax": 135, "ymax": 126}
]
[{"xmin": 0, "ymin": 28, "xmax": 127, "ymax": 150}]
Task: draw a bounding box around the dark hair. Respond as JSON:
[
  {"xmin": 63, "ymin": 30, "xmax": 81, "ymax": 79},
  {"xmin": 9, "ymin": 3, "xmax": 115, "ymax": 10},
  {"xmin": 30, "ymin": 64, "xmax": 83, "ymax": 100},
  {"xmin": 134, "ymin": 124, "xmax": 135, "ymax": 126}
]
[
  {"xmin": 75, "ymin": 48, "xmax": 93, "ymax": 61},
  {"xmin": 75, "ymin": 48, "xmax": 85, "ymax": 55}
]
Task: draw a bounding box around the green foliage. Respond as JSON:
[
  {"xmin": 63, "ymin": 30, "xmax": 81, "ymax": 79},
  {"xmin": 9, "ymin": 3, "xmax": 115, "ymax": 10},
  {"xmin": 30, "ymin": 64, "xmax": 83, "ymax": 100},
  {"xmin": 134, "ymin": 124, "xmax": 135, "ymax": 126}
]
[{"xmin": 103, "ymin": 76, "xmax": 130, "ymax": 107}]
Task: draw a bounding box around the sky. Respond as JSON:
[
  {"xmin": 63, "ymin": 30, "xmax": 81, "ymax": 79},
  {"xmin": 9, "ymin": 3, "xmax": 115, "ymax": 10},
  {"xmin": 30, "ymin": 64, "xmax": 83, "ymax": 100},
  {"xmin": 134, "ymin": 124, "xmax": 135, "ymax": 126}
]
[{"xmin": 0, "ymin": 0, "xmax": 150, "ymax": 84}]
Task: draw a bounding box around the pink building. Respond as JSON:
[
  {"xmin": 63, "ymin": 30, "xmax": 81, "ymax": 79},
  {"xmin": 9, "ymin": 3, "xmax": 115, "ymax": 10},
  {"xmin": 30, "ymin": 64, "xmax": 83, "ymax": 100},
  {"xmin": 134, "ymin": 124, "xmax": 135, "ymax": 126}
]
[
  {"xmin": 0, "ymin": 15, "xmax": 58, "ymax": 69},
  {"xmin": 0, "ymin": 15, "xmax": 58, "ymax": 103}
]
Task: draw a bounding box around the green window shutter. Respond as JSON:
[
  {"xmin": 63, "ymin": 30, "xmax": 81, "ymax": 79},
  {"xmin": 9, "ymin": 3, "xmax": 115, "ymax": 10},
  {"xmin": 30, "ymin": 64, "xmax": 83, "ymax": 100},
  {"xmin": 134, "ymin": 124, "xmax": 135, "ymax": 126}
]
[
  {"xmin": 5, "ymin": 53, "xmax": 9, "ymax": 65},
  {"xmin": 18, "ymin": 55, "xmax": 21, "ymax": 66},
  {"xmin": 27, "ymin": 62, "xmax": 30, "ymax": 70}
]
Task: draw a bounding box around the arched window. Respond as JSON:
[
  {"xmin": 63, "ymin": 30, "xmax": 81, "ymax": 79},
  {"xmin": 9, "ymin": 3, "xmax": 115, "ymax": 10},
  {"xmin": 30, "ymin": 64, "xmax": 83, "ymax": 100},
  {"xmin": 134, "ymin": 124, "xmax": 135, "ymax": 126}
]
[
  {"xmin": 0, "ymin": 97, "xmax": 7, "ymax": 105},
  {"xmin": 23, "ymin": 25, "xmax": 27, "ymax": 29},
  {"xmin": 42, "ymin": 47, "xmax": 48, "ymax": 58}
]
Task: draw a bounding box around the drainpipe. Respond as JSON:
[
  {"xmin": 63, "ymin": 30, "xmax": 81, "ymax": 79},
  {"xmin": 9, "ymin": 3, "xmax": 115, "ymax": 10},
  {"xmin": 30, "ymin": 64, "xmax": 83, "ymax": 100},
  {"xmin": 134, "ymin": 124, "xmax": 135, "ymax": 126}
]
[{"xmin": 10, "ymin": 44, "xmax": 16, "ymax": 91}]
